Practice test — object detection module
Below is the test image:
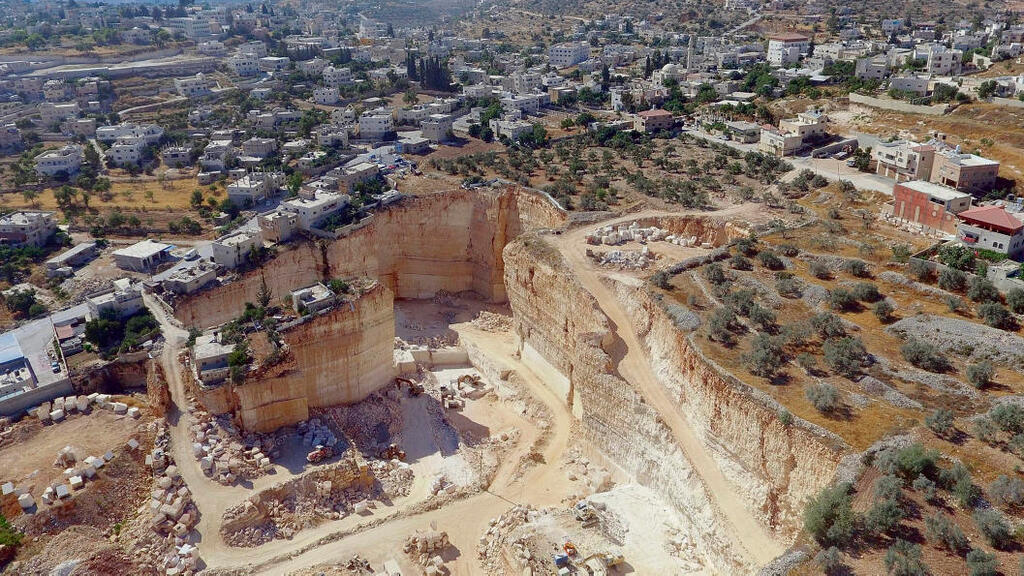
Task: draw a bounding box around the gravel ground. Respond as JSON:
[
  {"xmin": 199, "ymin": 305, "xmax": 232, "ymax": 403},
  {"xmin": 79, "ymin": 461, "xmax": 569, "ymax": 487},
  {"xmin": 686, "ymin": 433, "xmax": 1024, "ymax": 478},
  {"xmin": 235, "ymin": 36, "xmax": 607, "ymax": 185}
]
[{"xmin": 885, "ymin": 314, "xmax": 1024, "ymax": 367}]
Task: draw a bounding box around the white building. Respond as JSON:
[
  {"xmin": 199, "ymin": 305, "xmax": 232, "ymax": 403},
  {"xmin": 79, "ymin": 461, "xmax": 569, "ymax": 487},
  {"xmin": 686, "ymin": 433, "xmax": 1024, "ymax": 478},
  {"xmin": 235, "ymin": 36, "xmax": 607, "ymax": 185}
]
[
  {"xmin": 87, "ymin": 279, "xmax": 143, "ymax": 320},
  {"xmin": 0, "ymin": 211, "xmax": 56, "ymax": 248},
  {"xmin": 105, "ymin": 137, "xmax": 147, "ymax": 167},
  {"xmin": 281, "ymin": 189, "xmax": 351, "ymax": 229},
  {"xmin": 549, "ymin": 42, "xmax": 590, "ymax": 68},
  {"xmin": 313, "ymin": 87, "xmax": 339, "ymax": 106},
  {"xmin": 112, "ymin": 239, "xmax": 173, "ymax": 272},
  {"xmin": 258, "ymin": 208, "xmax": 299, "ymax": 243},
  {"xmin": 323, "ymin": 66, "xmax": 354, "ymax": 87},
  {"xmin": 211, "ymin": 230, "xmax": 263, "ymax": 269},
  {"xmin": 767, "ymin": 33, "xmax": 809, "ymax": 66},
  {"xmin": 174, "ymin": 73, "xmax": 214, "ymax": 98},
  {"xmin": 926, "ymin": 46, "xmax": 963, "ymax": 76},
  {"xmin": 34, "ymin": 145, "xmax": 83, "ymax": 177},
  {"xmin": 228, "ymin": 52, "xmax": 261, "ymax": 77},
  {"xmin": 358, "ymin": 111, "xmax": 395, "ymax": 140},
  {"xmin": 96, "ymin": 123, "xmax": 164, "ymax": 145},
  {"xmin": 422, "ymin": 114, "xmax": 453, "ymax": 143},
  {"xmin": 259, "ymin": 56, "xmax": 291, "ymax": 73},
  {"xmin": 226, "ymin": 172, "xmax": 284, "ymax": 206},
  {"xmin": 38, "ymin": 102, "xmax": 79, "ymax": 126}
]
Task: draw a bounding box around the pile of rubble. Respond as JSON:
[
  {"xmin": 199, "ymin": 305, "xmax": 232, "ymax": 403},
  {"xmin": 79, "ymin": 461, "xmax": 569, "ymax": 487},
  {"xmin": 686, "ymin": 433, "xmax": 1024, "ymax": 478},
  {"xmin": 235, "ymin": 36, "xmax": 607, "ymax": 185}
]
[
  {"xmin": 587, "ymin": 247, "xmax": 656, "ymax": 270},
  {"xmin": 471, "ymin": 311, "xmax": 512, "ymax": 332},
  {"xmin": 477, "ymin": 505, "xmax": 540, "ymax": 573},
  {"xmin": 404, "ymin": 529, "xmax": 451, "ymax": 576},
  {"xmin": 587, "ymin": 222, "xmax": 705, "ymax": 248},
  {"xmin": 299, "ymin": 418, "xmax": 340, "ymax": 450},
  {"xmin": 188, "ymin": 405, "xmax": 271, "ymax": 484},
  {"xmin": 369, "ymin": 459, "xmax": 414, "ymax": 498},
  {"xmin": 563, "ymin": 450, "xmax": 615, "ymax": 496},
  {"xmin": 33, "ymin": 393, "xmax": 141, "ymax": 424}
]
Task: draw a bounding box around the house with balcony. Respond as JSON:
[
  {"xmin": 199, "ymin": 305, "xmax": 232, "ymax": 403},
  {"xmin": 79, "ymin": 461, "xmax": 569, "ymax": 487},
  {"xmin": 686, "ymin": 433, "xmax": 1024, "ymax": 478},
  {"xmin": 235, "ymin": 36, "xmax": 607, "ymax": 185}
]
[{"xmin": 956, "ymin": 204, "xmax": 1024, "ymax": 260}]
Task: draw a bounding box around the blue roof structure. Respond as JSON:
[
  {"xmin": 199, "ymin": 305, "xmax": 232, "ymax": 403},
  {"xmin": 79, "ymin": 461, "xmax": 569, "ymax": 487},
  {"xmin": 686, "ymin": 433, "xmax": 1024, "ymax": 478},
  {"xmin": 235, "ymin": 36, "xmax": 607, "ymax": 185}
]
[{"xmin": 0, "ymin": 332, "xmax": 24, "ymax": 366}]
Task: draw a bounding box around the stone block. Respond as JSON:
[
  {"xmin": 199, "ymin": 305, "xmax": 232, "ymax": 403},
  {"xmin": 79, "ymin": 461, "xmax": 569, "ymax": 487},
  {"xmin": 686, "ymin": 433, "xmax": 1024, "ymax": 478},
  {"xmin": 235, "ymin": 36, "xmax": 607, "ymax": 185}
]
[
  {"xmin": 18, "ymin": 493, "xmax": 35, "ymax": 509},
  {"xmin": 69, "ymin": 476, "xmax": 84, "ymax": 490},
  {"xmin": 49, "ymin": 409, "xmax": 65, "ymax": 422}
]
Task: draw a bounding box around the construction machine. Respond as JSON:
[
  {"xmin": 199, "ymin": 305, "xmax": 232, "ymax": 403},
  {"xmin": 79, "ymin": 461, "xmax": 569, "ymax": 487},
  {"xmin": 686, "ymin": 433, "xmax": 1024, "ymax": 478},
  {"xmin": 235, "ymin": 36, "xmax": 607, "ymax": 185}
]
[
  {"xmin": 379, "ymin": 443, "xmax": 406, "ymax": 460},
  {"xmin": 395, "ymin": 377, "xmax": 423, "ymax": 396},
  {"xmin": 306, "ymin": 445, "xmax": 334, "ymax": 464}
]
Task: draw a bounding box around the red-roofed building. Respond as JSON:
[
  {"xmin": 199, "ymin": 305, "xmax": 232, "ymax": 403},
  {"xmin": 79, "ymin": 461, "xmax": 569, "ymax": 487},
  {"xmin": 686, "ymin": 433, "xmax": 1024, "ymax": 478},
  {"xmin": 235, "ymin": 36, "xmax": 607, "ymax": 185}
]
[
  {"xmin": 634, "ymin": 109, "xmax": 674, "ymax": 133},
  {"xmin": 956, "ymin": 204, "xmax": 1024, "ymax": 259}
]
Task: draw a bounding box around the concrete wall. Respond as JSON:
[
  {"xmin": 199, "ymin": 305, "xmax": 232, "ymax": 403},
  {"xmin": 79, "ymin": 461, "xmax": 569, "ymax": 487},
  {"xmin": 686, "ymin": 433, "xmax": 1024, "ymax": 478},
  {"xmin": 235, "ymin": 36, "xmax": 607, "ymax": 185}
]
[
  {"xmin": 0, "ymin": 378, "xmax": 74, "ymax": 417},
  {"xmin": 848, "ymin": 92, "xmax": 951, "ymax": 116}
]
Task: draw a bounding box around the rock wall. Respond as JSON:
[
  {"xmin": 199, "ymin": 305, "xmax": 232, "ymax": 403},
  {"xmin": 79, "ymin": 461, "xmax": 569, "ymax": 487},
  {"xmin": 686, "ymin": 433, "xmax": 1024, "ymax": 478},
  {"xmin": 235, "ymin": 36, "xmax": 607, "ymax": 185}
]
[
  {"xmin": 503, "ymin": 236, "xmax": 751, "ymax": 573},
  {"xmin": 235, "ymin": 284, "xmax": 397, "ymax": 433},
  {"xmin": 609, "ymin": 279, "xmax": 847, "ymax": 534},
  {"xmin": 175, "ymin": 187, "xmax": 566, "ymax": 329}
]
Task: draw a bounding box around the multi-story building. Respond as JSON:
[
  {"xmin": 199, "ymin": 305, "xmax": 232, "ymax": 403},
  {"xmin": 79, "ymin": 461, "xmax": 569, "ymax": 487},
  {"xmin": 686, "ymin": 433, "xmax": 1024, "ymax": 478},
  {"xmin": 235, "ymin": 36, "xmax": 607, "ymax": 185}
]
[
  {"xmin": 925, "ymin": 46, "xmax": 963, "ymax": 76},
  {"xmin": 313, "ymin": 125, "xmax": 349, "ymax": 148},
  {"xmin": 258, "ymin": 208, "xmax": 299, "ymax": 243},
  {"xmin": 174, "ymin": 73, "xmax": 213, "ymax": 98},
  {"xmin": 0, "ymin": 124, "xmax": 22, "ymax": 149},
  {"xmin": 874, "ymin": 140, "xmax": 937, "ymax": 182},
  {"xmin": 890, "ymin": 75, "xmax": 929, "ymax": 97},
  {"xmin": 259, "ymin": 56, "xmax": 291, "ymax": 73},
  {"xmin": 226, "ymin": 172, "xmax": 284, "ymax": 206},
  {"xmin": 634, "ymin": 109, "xmax": 674, "ymax": 133},
  {"xmin": 211, "ymin": 230, "xmax": 263, "ymax": 269},
  {"xmin": 333, "ymin": 162, "xmax": 379, "ymax": 193},
  {"xmin": 280, "ymin": 189, "xmax": 351, "ymax": 229},
  {"xmin": 96, "ymin": 123, "xmax": 163, "ymax": 145},
  {"xmin": 38, "ymin": 102, "xmax": 79, "ymax": 126},
  {"xmin": 358, "ymin": 111, "xmax": 395, "ymax": 140},
  {"xmin": 767, "ymin": 33, "xmax": 809, "ymax": 66},
  {"xmin": 932, "ymin": 147, "xmax": 1000, "ymax": 194},
  {"xmin": 759, "ymin": 110, "xmax": 827, "ymax": 156},
  {"xmin": 238, "ymin": 40, "xmax": 268, "ymax": 58},
  {"xmin": 228, "ymin": 52, "xmax": 261, "ymax": 77},
  {"xmin": 105, "ymin": 137, "xmax": 147, "ymax": 166},
  {"xmin": 87, "ymin": 279, "xmax": 144, "ymax": 320},
  {"xmin": 164, "ymin": 16, "xmax": 214, "ymax": 40},
  {"xmin": 421, "ymin": 114, "xmax": 453, "ymax": 143},
  {"xmin": 0, "ymin": 211, "xmax": 56, "ymax": 248},
  {"xmin": 322, "ymin": 66, "xmax": 353, "ymax": 88},
  {"xmin": 956, "ymin": 205, "xmax": 1024, "ymax": 259},
  {"xmin": 241, "ymin": 137, "xmax": 278, "ymax": 158},
  {"xmin": 889, "ymin": 180, "xmax": 972, "ymax": 234},
  {"xmin": 312, "ymin": 87, "xmax": 339, "ymax": 106},
  {"xmin": 34, "ymin": 145, "xmax": 83, "ymax": 177},
  {"xmin": 161, "ymin": 146, "xmax": 193, "ymax": 167},
  {"xmin": 548, "ymin": 42, "xmax": 590, "ymax": 68}
]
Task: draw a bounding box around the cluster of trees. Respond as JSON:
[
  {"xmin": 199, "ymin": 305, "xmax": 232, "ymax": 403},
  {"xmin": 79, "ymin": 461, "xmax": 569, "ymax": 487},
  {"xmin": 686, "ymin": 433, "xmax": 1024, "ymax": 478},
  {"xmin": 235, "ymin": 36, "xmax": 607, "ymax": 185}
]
[
  {"xmin": 406, "ymin": 55, "xmax": 454, "ymax": 92},
  {"xmin": 2, "ymin": 288, "xmax": 47, "ymax": 319},
  {"xmin": 85, "ymin": 309, "xmax": 160, "ymax": 357},
  {"xmin": 806, "ymin": 442, "xmax": 1012, "ymax": 576}
]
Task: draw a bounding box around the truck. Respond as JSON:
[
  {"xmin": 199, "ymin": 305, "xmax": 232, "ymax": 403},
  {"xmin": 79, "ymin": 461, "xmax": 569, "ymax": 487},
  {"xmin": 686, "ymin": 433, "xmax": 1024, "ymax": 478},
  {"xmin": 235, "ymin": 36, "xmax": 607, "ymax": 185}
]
[{"xmin": 306, "ymin": 445, "xmax": 333, "ymax": 463}]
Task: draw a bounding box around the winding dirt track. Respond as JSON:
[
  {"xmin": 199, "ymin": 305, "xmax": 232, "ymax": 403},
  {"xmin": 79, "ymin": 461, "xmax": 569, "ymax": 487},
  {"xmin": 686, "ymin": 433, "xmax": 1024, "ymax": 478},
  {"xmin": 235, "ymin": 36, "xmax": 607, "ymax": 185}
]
[{"xmin": 549, "ymin": 207, "xmax": 785, "ymax": 566}]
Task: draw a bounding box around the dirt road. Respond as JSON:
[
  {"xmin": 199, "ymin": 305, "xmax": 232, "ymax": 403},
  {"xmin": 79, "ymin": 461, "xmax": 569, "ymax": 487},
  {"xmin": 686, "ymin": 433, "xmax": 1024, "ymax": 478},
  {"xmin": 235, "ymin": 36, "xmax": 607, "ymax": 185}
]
[{"xmin": 551, "ymin": 209, "xmax": 785, "ymax": 565}]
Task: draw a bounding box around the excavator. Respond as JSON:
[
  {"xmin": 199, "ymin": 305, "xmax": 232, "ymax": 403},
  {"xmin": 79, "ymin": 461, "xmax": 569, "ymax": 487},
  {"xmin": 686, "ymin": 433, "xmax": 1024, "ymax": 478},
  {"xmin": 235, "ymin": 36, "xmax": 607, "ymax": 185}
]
[{"xmin": 395, "ymin": 377, "xmax": 423, "ymax": 396}]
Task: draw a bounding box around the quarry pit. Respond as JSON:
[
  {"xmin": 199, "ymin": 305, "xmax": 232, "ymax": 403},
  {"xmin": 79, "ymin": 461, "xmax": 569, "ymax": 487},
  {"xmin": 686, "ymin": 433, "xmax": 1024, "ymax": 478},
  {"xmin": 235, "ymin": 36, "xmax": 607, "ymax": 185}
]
[{"xmin": 70, "ymin": 185, "xmax": 850, "ymax": 575}]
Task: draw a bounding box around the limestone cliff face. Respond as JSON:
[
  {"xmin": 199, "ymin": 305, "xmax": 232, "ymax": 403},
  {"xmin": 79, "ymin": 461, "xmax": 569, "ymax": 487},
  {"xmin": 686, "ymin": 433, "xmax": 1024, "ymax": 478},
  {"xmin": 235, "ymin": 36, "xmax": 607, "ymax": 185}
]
[
  {"xmin": 610, "ymin": 279, "xmax": 847, "ymax": 535},
  {"xmin": 175, "ymin": 187, "xmax": 565, "ymax": 329},
  {"xmin": 503, "ymin": 236, "xmax": 751, "ymax": 573},
  {"xmin": 233, "ymin": 284, "xmax": 397, "ymax": 433}
]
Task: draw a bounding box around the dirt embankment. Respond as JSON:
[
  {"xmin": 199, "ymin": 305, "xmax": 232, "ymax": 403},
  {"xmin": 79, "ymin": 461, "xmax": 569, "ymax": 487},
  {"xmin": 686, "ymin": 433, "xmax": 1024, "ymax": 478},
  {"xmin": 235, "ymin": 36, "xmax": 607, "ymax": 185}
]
[
  {"xmin": 502, "ymin": 235, "xmax": 753, "ymax": 573},
  {"xmin": 174, "ymin": 186, "xmax": 566, "ymax": 329},
  {"xmin": 609, "ymin": 278, "xmax": 848, "ymax": 534}
]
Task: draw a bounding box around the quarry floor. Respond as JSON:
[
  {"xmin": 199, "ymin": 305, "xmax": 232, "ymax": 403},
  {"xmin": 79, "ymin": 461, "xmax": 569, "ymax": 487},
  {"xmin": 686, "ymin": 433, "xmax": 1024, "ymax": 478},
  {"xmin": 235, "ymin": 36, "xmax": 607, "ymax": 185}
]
[{"xmin": 141, "ymin": 204, "xmax": 788, "ymax": 574}]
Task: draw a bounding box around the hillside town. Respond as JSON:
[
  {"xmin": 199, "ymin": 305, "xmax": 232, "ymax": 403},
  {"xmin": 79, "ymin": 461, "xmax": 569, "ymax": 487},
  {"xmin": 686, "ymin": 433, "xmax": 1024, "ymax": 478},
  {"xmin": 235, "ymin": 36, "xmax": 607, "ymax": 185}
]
[{"xmin": 0, "ymin": 0, "xmax": 1022, "ymax": 574}]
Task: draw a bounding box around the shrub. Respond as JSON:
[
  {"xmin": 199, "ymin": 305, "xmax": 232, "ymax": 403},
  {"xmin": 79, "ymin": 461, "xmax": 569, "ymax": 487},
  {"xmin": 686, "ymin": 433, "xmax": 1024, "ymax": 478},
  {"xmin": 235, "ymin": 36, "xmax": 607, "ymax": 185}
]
[
  {"xmin": 966, "ymin": 361, "xmax": 994, "ymax": 389},
  {"xmin": 823, "ymin": 336, "xmax": 866, "ymax": 378},
  {"xmin": 912, "ymin": 475, "xmax": 937, "ymax": 501},
  {"xmin": 938, "ymin": 268, "xmax": 968, "ymax": 291},
  {"xmin": 796, "ymin": 352, "xmax": 817, "ymax": 372},
  {"xmin": 946, "ymin": 295, "xmax": 965, "ymax": 312},
  {"xmin": 781, "ymin": 322, "xmax": 811, "ymax": 346},
  {"xmin": 877, "ymin": 443, "xmax": 939, "ymax": 481},
  {"xmin": 778, "ymin": 409, "xmax": 793, "ymax": 426},
  {"xmin": 779, "ymin": 244, "xmax": 799, "ymax": 257},
  {"xmin": 828, "ymin": 288, "xmax": 858, "ymax": 311},
  {"xmin": 973, "ymin": 508, "xmax": 1012, "ymax": 549},
  {"xmin": 803, "ymin": 483, "xmax": 856, "ymax": 546},
  {"xmin": 850, "ymin": 282, "xmax": 881, "ymax": 302},
  {"xmin": 979, "ymin": 302, "xmax": 1016, "ymax": 330},
  {"xmin": 874, "ymin": 300, "xmax": 895, "ymax": 323},
  {"xmin": 968, "ymin": 277, "xmax": 1000, "ymax": 303},
  {"xmin": 900, "ymin": 338, "xmax": 950, "ymax": 372},
  {"xmin": 844, "ymin": 259, "xmax": 870, "ymax": 278},
  {"xmin": 708, "ymin": 308, "xmax": 738, "ymax": 345},
  {"xmin": 875, "ymin": 475, "xmax": 904, "ymax": 502},
  {"xmin": 925, "ymin": 408, "xmax": 955, "ymax": 438},
  {"xmin": 966, "ymin": 548, "xmax": 998, "ymax": 576},
  {"xmin": 990, "ymin": 404, "xmax": 1024, "ymax": 435},
  {"xmin": 814, "ymin": 546, "xmax": 844, "ymax": 576},
  {"xmin": 938, "ymin": 244, "xmax": 976, "ymax": 271},
  {"xmin": 865, "ymin": 497, "xmax": 905, "ymax": 536},
  {"xmin": 1008, "ymin": 287, "xmax": 1024, "ymax": 314},
  {"xmin": 809, "ymin": 260, "xmax": 831, "ymax": 279},
  {"xmin": 973, "ymin": 417, "xmax": 999, "ymax": 443},
  {"xmin": 730, "ymin": 253, "xmax": 752, "ymax": 270},
  {"xmin": 924, "ymin": 511, "xmax": 968, "ymax": 552},
  {"xmin": 776, "ymin": 277, "xmax": 802, "ymax": 298},
  {"xmin": 749, "ymin": 304, "xmax": 777, "ymax": 332},
  {"xmin": 725, "ymin": 289, "xmax": 756, "ymax": 316},
  {"xmin": 891, "ymin": 244, "xmax": 911, "ymax": 263},
  {"xmin": 806, "ymin": 382, "xmax": 840, "ymax": 413},
  {"xmin": 1011, "ymin": 433, "xmax": 1024, "ymax": 457},
  {"xmin": 735, "ymin": 236, "xmax": 758, "ymax": 256},
  {"xmin": 704, "ymin": 263, "xmax": 728, "ymax": 286},
  {"xmin": 884, "ymin": 539, "xmax": 928, "ymax": 576},
  {"xmin": 811, "ymin": 312, "xmax": 846, "ymax": 339},
  {"xmin": 757, "ymin": 250, "xmax": 784, "ymax": 270},
  {"xmin": 908, "ymin": 259, "xmax": 932, "ymax": 282},
  {"xmin": 743, "ymin": 334, "xmax": 785, "ymax": 378},
  {"xmin": 650, "ymin": 270, "xmax": 671, "ymax": 289},
  {"xmin": 989, "ymin": 474, "xmax": 1024, "ymax": 508}
]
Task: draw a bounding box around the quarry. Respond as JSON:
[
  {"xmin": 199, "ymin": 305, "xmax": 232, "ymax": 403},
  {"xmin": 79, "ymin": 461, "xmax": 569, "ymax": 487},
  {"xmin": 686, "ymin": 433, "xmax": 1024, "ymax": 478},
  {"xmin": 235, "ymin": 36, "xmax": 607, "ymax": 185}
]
[{"xmin": 2, "ymin": 180, "xmax": 1023, "ymax": 576}]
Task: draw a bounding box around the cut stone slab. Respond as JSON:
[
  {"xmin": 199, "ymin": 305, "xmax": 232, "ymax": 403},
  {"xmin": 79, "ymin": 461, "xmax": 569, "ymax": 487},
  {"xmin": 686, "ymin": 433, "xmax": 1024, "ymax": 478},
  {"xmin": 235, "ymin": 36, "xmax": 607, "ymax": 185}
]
[
  {"xmin": 55, "ymin": 484, "xmax": 70, "ymax": 499},
  {"xmin": 18, "ymin": 493, "xmax": 35, "ymax": 509},
  {"xmin": 49, "ymin": 409, "xmax": 65, "ymax": 422},
  {"xmin": 69, "ymin": 476, "xmax": 84, "ymax": 490}
]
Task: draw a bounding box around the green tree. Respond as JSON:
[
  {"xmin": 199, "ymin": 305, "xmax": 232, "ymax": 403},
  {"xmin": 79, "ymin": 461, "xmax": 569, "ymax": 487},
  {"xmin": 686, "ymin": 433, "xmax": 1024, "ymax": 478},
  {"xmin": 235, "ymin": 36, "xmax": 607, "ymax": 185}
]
[{"xmin": 803, "ymin": 483, "xmax": 856, "ymax": 546}]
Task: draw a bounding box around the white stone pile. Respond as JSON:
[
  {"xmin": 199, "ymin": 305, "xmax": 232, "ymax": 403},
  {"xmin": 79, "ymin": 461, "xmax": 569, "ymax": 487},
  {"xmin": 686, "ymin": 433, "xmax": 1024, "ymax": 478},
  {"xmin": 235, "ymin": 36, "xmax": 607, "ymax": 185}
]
[
  {"xmin": 369, "ymin": 459, "xmax": 414, "ymax": 498},
  {"xmin": 594, "ymin": 247, "xmax": 656, "ymax": 270},
  {"xmin": 477, "ymin": 505, "xmax": 541, "ymax": 572},
  {"xmin": 188, "ymin": 407, "xmax": 267, "ymax": 484},
  {"xmin": 160, "ymin": 543, "xmax": 200, "ymax": 576},
  {"xmin": 299, "ymin": 418, "xmax": 339, "ymax": 449},
  {"xmin": 32, "ymin": 393, "xmax": 141, "ymax": 423},
  {"xmin": 404, "ymin": 530, "xmax": 451, "ymax": 575},
  {"xmin": 32, "ymin": 446, "xmax": 119, "ymax": 507}
]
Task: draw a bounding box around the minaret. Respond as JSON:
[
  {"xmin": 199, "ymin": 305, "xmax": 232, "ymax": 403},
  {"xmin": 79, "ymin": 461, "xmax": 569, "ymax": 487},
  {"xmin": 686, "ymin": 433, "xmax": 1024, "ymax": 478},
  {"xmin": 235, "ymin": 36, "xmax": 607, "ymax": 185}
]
[{"xmin": 686, "ymin": 34, "xmax": 696, "ymax": 73}]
